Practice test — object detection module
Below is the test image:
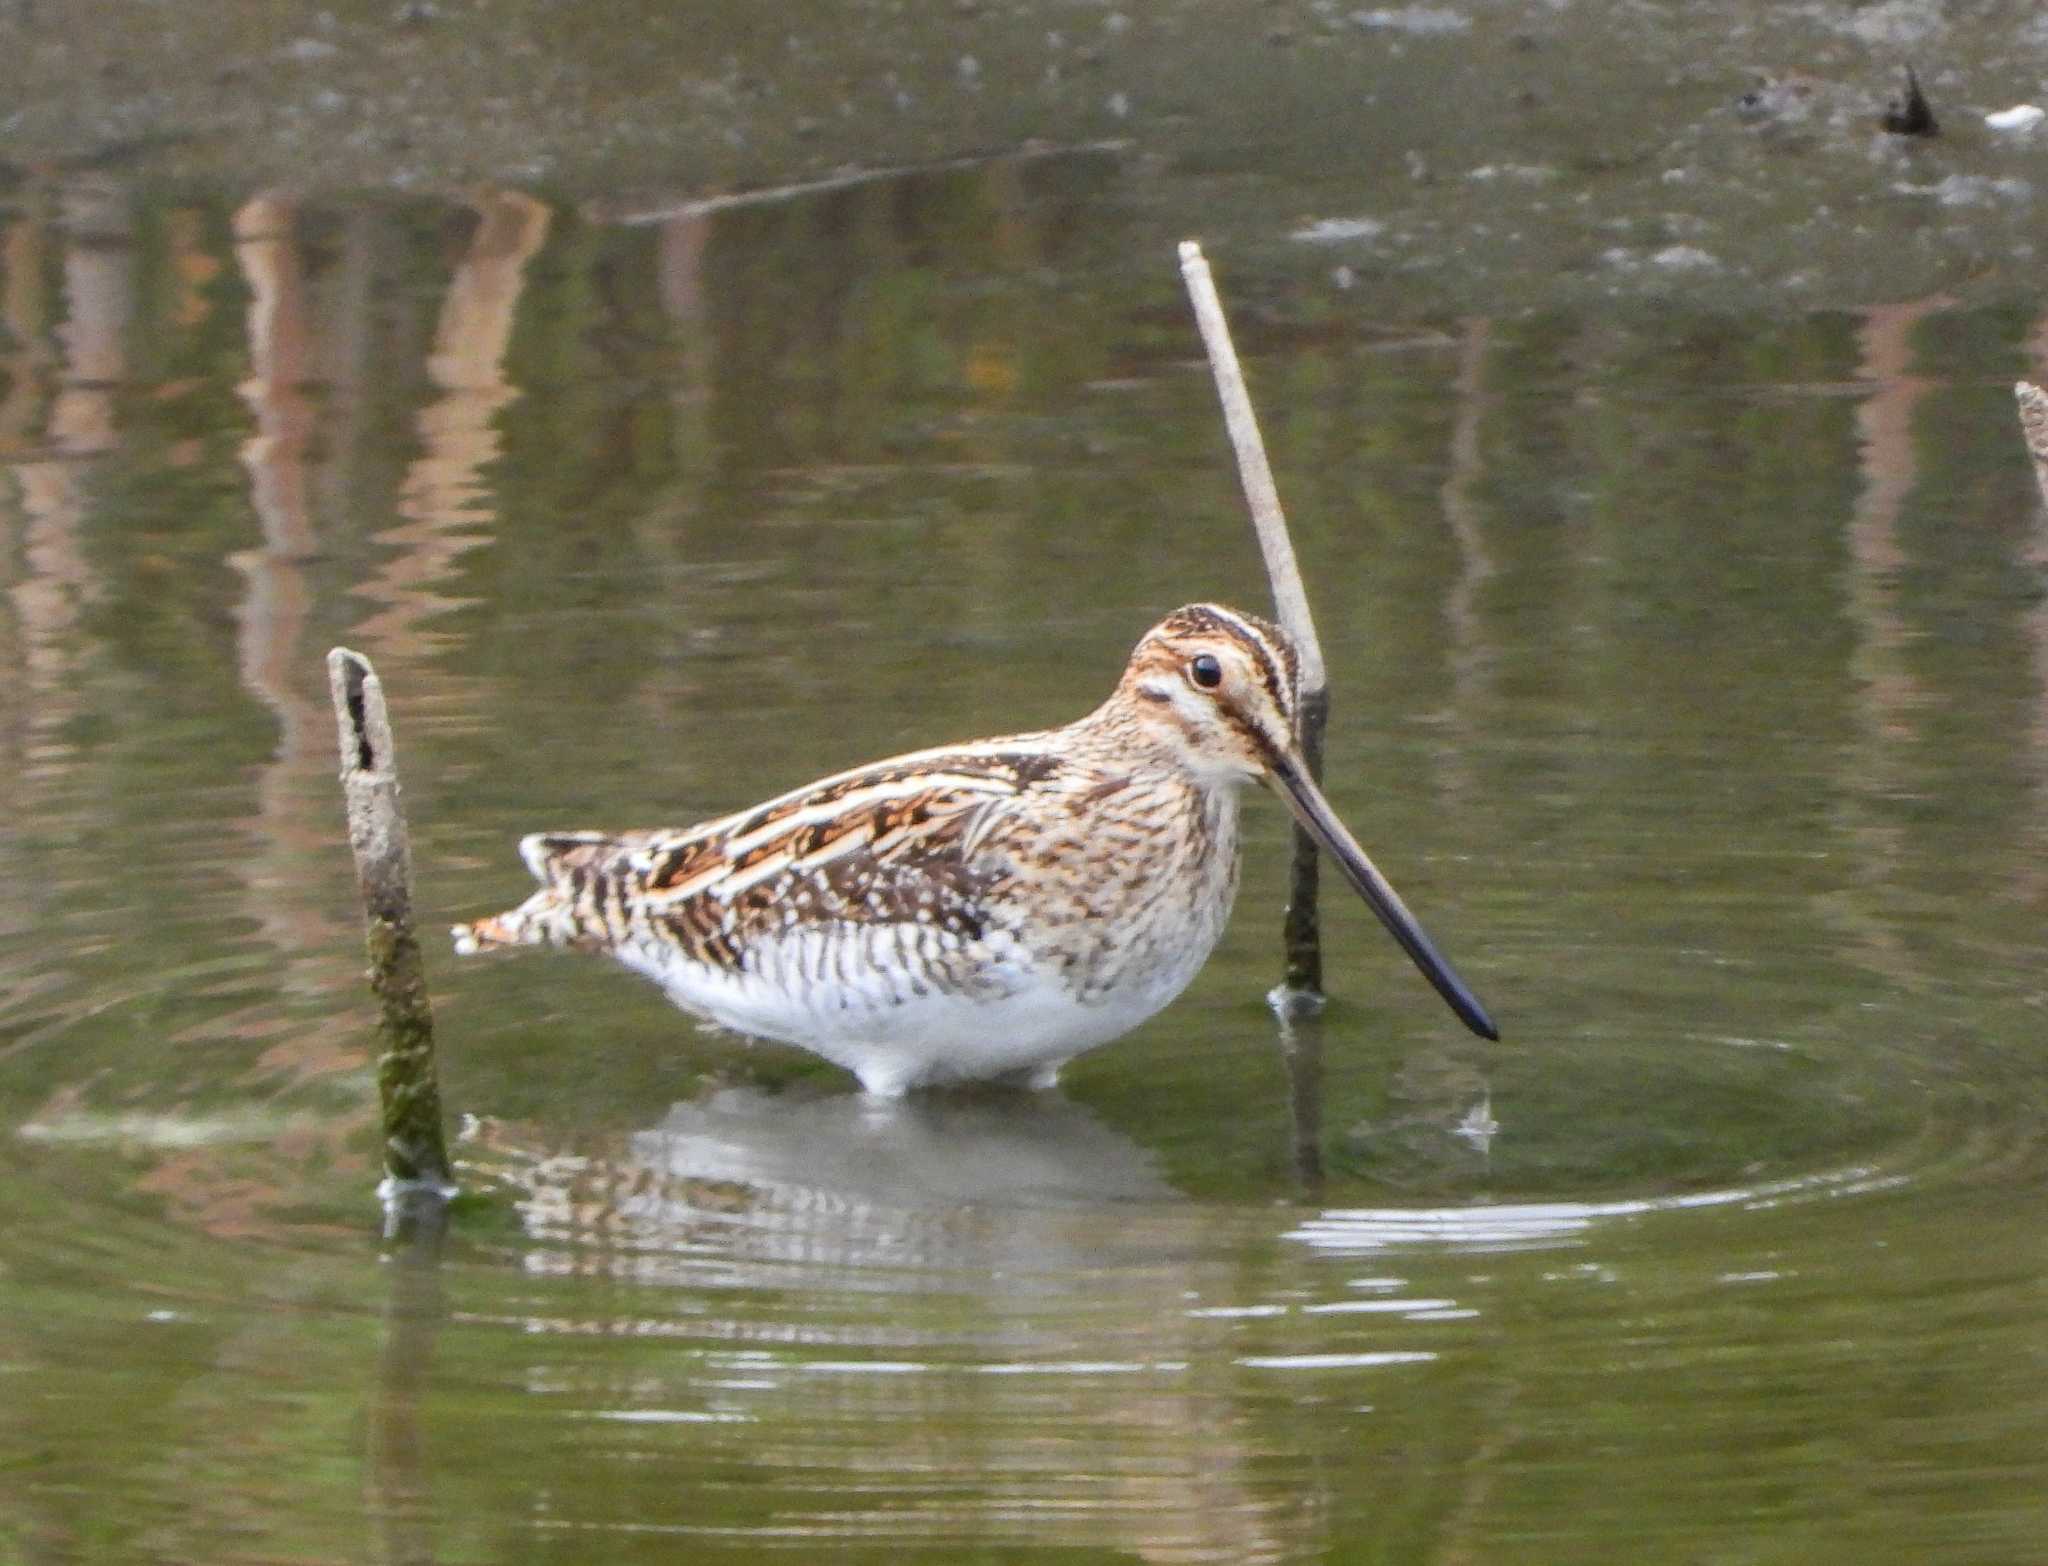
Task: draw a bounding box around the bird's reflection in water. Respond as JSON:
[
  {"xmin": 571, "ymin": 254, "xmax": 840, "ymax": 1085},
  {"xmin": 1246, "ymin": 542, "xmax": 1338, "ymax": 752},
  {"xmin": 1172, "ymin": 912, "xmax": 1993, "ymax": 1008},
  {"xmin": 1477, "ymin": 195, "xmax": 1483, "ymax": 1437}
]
[
  {"xmin": 647, "ymin": 1082, "xmax": 1179, "ymax": 1206},
  {"xmin": 462, "ymin": 1086, "xmax": 1312, "ymax": 1563}
]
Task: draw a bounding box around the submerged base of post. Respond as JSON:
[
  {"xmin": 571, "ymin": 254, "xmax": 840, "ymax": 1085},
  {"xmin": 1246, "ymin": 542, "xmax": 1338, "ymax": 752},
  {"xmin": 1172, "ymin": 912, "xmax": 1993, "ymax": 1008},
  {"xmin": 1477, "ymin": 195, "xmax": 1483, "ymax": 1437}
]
[
  {"xmin": 1268, "ymin": 979, "xmax": 1327, "ymax": 1022},
  {"xmin": 378, "ymin": 1168, "xmax": 455, "ymax": 1243},
  {"xmin": 329, "ymin": 647, "xmax": 455, "ymax": 1210}
]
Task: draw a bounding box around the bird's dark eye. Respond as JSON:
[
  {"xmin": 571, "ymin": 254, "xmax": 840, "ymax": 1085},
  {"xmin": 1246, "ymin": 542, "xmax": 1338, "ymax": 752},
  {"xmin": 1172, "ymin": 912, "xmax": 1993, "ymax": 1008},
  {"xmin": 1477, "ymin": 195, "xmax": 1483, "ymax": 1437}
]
[{"xmin": 1189, "ymin": 653, "xmax": 1223, "ymax": 690}]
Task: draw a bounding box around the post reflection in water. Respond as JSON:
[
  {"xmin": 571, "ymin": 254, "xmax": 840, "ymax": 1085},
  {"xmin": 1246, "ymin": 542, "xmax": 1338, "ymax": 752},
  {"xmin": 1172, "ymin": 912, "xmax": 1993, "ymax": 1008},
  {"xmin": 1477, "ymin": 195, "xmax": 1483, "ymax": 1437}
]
[
  {"xmin": 0, "ymin": 207, "xmax": 50, "ymax": 889},
  {"xmin": 370, "ymin": 1212, "xmax": 448, "ymax": 1566},
  {"xmin": 2018, "ymin": 311, "xmax": 2048, "ymax": 905},
  {"xmin": 231, "ymin": 194, "xmax": 341, "ymax": 1012},
  {"xmin": 1829, "ymin": 296, "xmax": 1947, "ymax": 987},
  {"xmin": 354, "ymin": 188, "xmax": 550, "ymax": 698},
  {"xmin": 6, "ymin": 178, "xmax": 126, "ymax": 811}
]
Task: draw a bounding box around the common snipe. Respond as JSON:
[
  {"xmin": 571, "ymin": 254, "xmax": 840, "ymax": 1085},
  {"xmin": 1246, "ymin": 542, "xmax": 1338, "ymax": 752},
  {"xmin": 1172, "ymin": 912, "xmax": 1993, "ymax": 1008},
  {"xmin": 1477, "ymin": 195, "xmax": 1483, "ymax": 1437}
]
[{"xmin": 453, "ymin": 604, "xmax": 1497, "ymax": 1095}]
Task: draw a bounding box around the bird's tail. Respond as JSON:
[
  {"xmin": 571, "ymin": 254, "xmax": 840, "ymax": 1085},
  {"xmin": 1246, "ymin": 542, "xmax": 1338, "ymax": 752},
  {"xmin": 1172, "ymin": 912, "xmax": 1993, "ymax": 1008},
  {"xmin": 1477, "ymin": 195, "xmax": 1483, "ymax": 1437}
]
[{"xmin": 450, "ymin": 832, "xmax": 628, "ymax": 955}]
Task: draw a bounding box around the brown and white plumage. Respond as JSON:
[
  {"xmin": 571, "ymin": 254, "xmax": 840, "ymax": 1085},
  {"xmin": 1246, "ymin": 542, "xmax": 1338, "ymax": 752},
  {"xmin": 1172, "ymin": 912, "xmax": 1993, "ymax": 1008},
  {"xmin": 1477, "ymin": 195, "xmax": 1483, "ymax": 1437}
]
[{"xmin": 453, "ymin": 604, "xmax": 1497, "ymax": 1095}]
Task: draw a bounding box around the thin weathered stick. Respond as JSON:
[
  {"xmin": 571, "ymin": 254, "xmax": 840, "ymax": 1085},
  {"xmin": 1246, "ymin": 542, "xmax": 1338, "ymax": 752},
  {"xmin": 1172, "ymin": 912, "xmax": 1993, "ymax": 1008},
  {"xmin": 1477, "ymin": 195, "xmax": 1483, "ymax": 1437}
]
[
  {"xmin": 1178, "ymin": 239, "xmax": 1330, "ymax": 1009},
  {"xmin": 2016, "ymin": 382, "xmax": 2048, "ymax": 514},
  {"xmin": 328, "ymin": 647, "xmax": 454, "ymax": 1206}
]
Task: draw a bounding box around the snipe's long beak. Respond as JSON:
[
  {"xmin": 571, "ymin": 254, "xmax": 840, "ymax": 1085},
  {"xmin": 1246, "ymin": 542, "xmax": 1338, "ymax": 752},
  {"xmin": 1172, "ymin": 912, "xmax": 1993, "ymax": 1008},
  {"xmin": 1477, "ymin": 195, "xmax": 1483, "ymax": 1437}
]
[{"xmin": 1268, "ymin": 755, "xmax": 1500, "ymax": 1041}]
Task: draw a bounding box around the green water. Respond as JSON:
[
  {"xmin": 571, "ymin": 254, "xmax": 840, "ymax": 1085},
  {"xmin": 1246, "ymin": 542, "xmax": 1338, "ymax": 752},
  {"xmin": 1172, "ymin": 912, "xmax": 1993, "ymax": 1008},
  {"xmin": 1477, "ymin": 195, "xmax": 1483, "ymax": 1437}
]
[{"xmin": 9, "ymin": 7, "xmax": 2048, "ymax": 1560}]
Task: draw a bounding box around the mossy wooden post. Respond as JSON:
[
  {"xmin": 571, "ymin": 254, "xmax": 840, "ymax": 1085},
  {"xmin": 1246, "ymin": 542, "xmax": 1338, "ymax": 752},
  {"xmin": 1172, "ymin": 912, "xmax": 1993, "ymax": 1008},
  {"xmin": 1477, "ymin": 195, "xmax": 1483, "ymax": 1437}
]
[
  {"xmin": 327, "ymin": 647, "xmax": 454, "ymax": 1206},
  {"xmin": 1179, "ymin": 239, "xmax": 1331, "ymax": 1014}
]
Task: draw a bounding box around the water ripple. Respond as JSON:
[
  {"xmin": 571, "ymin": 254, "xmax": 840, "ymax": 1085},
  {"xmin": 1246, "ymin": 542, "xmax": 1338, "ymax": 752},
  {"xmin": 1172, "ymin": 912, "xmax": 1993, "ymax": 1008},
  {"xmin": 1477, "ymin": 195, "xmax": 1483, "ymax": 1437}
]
[{"xmin": 1286, "ymin": 1163, "xmax": 1910, "ymax": 1257}]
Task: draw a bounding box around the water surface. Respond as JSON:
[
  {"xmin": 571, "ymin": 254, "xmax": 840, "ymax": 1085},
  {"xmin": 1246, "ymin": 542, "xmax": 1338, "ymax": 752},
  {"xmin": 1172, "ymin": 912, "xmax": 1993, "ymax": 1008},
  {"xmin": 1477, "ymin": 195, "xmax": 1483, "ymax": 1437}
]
[{"xmin": 7, "ymin": 15, "xmax": 2048, "ymax": 1561}]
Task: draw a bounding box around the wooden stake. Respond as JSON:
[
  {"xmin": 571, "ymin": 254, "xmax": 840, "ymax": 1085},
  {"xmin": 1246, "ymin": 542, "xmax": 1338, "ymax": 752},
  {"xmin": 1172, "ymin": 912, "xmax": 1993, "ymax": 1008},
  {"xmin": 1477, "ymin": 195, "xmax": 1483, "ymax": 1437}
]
[
  {"xmin": 1178, "ymin": 239, "xmax": 1330, "ymax": 1012},
  {"xmin": 327, "ymin": 647, "xmax": 454, "ymax": 1207},
  {"xmin": 2016, "ymin": 382, "xmax": 2048, "ymax": 514}
]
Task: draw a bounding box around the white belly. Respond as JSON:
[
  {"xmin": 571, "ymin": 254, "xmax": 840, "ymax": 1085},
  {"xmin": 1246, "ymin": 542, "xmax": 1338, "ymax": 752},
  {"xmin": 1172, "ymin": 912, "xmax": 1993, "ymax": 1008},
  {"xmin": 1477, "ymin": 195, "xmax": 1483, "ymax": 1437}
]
[{"xmin": 611, "ymin": 913, "xmax": 1225, "ymax": 1097}]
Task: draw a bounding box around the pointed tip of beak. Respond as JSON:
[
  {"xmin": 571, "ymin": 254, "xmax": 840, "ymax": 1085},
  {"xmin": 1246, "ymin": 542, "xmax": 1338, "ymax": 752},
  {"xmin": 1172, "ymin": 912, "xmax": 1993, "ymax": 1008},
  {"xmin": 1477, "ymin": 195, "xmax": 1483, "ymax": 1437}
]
[{"xmin": 1267, "ymin": 754, "xmax": 1500, "ymax": 1042}]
